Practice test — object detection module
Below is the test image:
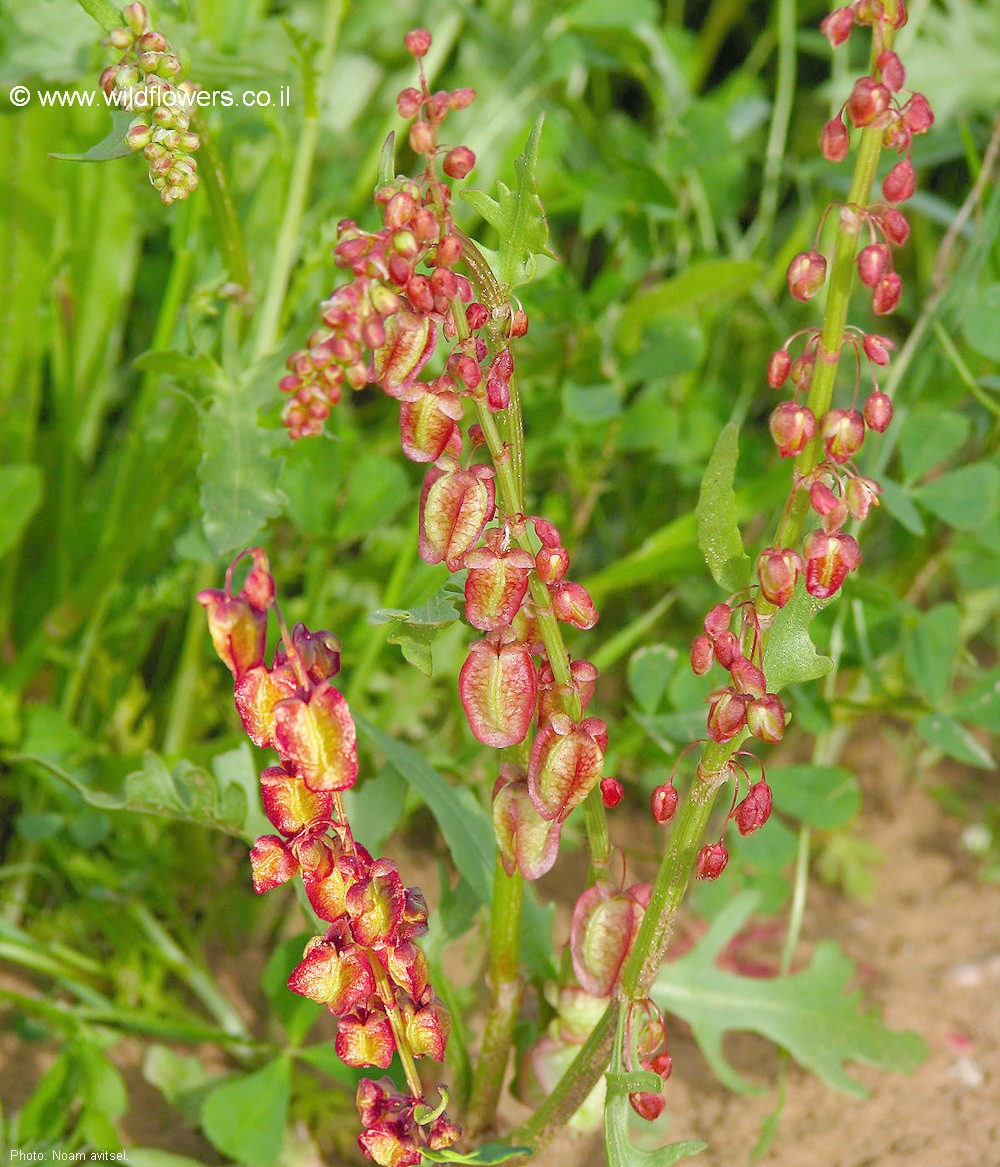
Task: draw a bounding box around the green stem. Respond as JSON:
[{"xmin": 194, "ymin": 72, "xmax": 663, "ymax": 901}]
[
  {"xmin": 251, "ymin": 0, "xmax": 345, "ymax": 361},
  {"xmin": 465, "ymin": 858, "xmax": 524, "ymax": 1135},
  {"xmin": 163, "ymin": 564, "xmax": 216, "ymax": 756}
]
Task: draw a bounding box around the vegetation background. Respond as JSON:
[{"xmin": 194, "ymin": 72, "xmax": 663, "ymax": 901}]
[{"xmin": 0, "ymin": 0, "xmax": 998, "ymax": 1163}]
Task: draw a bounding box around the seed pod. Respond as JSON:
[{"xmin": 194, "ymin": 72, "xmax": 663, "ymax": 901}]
[
  {"xmin": 260, "ymin": 764, "xmax": 333, "ymax": 836},
  {"xmin": 527, "ymin": 718, "xmax": 605, "ymax": 821},
  {"xmin": 372, "ymin": 309, "xmax": 436, "ymax": 396},
  {"xmin": 249, "ymin": 835, "xmax": 299, "ymax": 893},
  {"xmin": 786, "ymin": 250, "xmax": 828, "ymax": 301},
  {"xmin": 757, "ymin": 547, "xmax": 804, "ymax": 608},
  {"xmin": 399, "ymin": 385, "xmax": 463, "ymax": 463},
  {"xmin": 570, "ymin": 882, "xmax": 647, "ymax": 997},
  {"xmin": 418, "ymin": 463, "xmax": 496, "ymax": 570},
  {"xmin": 747, "ymin": 694, "xmax": 786, "ymax": 744},
  {"xmin": 492, "ymin": 772, "xmax": 562, "ymax": 880},
  {"xmin": 734, "ymin": 779, "xmax": 774, "ymax": 835},
  {"xmin": 769, "ymin": 401, "xmax": 817, "ymax": 457},
  {"xmin": 650, "ymin": 783, "xmax": 679, "ymax": 824},
  {"xmin": 459, "ymin": 638, "xmax": 537, "ymax": 748},
  {"xmin": 865, "ymin": 387, "xmax": 893, "ymax": 427},
  {"xmin": 464, "ymin": 545, "xmax": 534, "ymax": 630},
  {"xmin": 696, "ymin": 840, "xmax": 729, "ymax": 880},
  {"xmin": 273, "ymin": 683, "xmax": 359, "ymax": 793},
  {"xmin": 803, "ymin": 530, "xmax": 862, "ymax": 599}
]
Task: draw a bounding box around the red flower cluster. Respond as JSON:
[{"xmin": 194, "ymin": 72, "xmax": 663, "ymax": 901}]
[{"xmin": 198, "ymin": 549, "xmax": 458, "ymax": 1167}]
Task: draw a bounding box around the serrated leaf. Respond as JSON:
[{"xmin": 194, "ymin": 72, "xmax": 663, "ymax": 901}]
[
  {"xmin": 460, "ymin": 114, "xmax": 551, "ymax": 291},
  {"xmin": 0, "ymin": 464, "xmax": 43, "ymax": 559},
  {"xmin": 201, "ymin": 1056, "xmax": 291, "ymax": 1167},
  {"xmin": 768, "ymin": 765, "xmax": 860, "ymax": 829},
  {"xmin": 198, "ymin": 362, "xmax": 285, "ymax": 556},
  {"xmin": 654, "ymin": 893, "xmax": 926, "ymax": 1095},
  {"xmin": 354, "ymin": 715, "xmax": 494, "ymax": 905},
  {"xmin": 696, "ymin": 423, "xmax": 751, "ymax": 593},
  {"xmin": 762, "ymin": 581, "xmax": 833, "ymax": 693},
  {"xmin": 49, "ymin": 109, "xmax": 135, "ymax": 161}
]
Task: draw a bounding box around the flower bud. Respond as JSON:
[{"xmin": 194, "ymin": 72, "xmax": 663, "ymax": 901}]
[
  {"xmin": 810, "ymin": 480, "xmax": 848, "ymax": 531},
  {"xmin": 443, "ymin": 146, "xmax": 475, "ymax": 179},
  {"xmin": 397, "ymin": 87, "xmax": 422, "ymax": 118},
  {"xmin": 903, "ymin": 93, "xmax": 934, "ymax": 135},
  {"xmin": 846, "ymin": 77, "xmax": 891, "ymax": 128},
  {"xmin": 786, "ymin": 250, "xmax": 827, "ymax": 301},
  {"xmin": 651, "ymin": 783, "xmax": 679, "ymax": 824},
  {"xmin": 123, "ymin": 2, "xmax": 149, "ymax": 35},
  {"xmin": 747, "ymin": 695, "xmax": 785, "ymax": 744},
  {"xmin": 845, "ymin": 475, "xmax": 880, "ymax": 521},
  {"xmin": 821, "ymin": 117, "xmax": 850, "ymax": 162},
  {"xmin": 707, "ymin": 687, "xmax": 748, "ymax": 743},
  {"xmin": 690, "ymin": 633, "xmax": 714, "ymax": 675},
  {"xmin": 731, "ymin": 656, "xmax": 766, "ymax": 699},
  {"xmin": 857, "ymin": 242, "xmax": 891, "ymax": 288},
  {"xmin": 757, "ymin": 547, "xmax": 803, "ymax": 608},
  {"xmin": 630, "ymin": 1092, "xmax": 666, "ymax": 1122},
  {"xmin": 803, "ymin": 530, "xmax": 862, "ymax": 599},
  {"xmin": 872, "ymin": 271, "xmax": 903, "ymax": 315},
  {"xmin": 733, "ymin": 779, "xmax": 773, "ymax": 835},
  {"xmin": 767, "ymin": 348, "xmax": 791, "ymax": 388},
  {"xmin": 712, "ymin": 630, "xmax": 740, "ymax": 670},
  {"xmin": 863, "ymin": 389, "xmax": 893, "ymax": 433},
  {"xmin": 696, "ymin": 840, "xmax": 729, "ymax": 880},
  {"xmin": 404, "ymin": 28, "xmax": 432, "ymax": 57},
  {"xmin": 881, "ymin": 208, "xmax": 910, "ymax": 246},
  {"xmin": 409, "ymin": 120, "xmax": 434, "ymax": 154},
  {"xmin": 883, "ymin": 157, "xmax": 915, "ymax": 204},
  {"xmin": 877, "ymin": 50, "xmax": 905, "ymax": 92},
  {"xmin": 821, "ymin": 408, "xmax": 865, "ymax": 463},
  {"xmin": 862, "ymin": 333, "xmax": 894, "ymax": 366},
  {"xmin": 769, "ymin": 401, "xmax": 817, "ymax": 457},
  {"xmin": 600, "ymin": 777, "xmax": 624, "ymax": 808},
  {"xmin": 820, "ymin": 6, "xmax": 854, "ymax": 45}
]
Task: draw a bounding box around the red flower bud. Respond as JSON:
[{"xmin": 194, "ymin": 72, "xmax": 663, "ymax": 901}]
[
  {"xmin": 409, "ymin": 120, "xmax": 433, "ymax": 154},
  {"xmin": 396, "ymin": 87, "xmax": 422, "ymax": 118},
  {"xmin": 707, "ymin": 687, "xmax": 749, "ymax": 743},
  {"xmin": 846, "ymin": 77, "xmax": 891, "ymax": 128},
  {"xmin": 803, "ymin": 530, "xmax": 862, "ymax": 599},
  {"xmin": 600, "ymin": 776, "xmax": 624, "ymax": 808},
  {"xmin": 535, "ymin": 544, "xmax": 570, "ymax": 584},
  {"xmin": 630, "ymin": 1092, "xmax": 666, "ymax": 1122},
  {"xmin": 821, "ymin": 408, "xmax": 866, "ymax": 464},
  {"xmin": 651, "ymin": 782, "xmax": 679, "ymax": 824},
  {"xmin": 863, "ymin": 389, "xmax": 893, "ymax": 432},
  {"xmin": 872, "ymin": 271, "xmax": 903, "ymax": 315},
  {"xmin": 734, "ymin": 779, "xmax": 774, "ymax": 835},
  {"xmin": 810, "ymin": 480, "xmax": 849, "ymax": 532},
  {"xmin": 770, "ymin": 401, "xmax": 817, "ymax": 457},
  {"xmin": 877, "ymin": 50, "xmax": 905, "ymax": 92},
  {"xmin": 883, "ymin": 157, "xmax": 915, "ymax": 204},
  {"xmin": 845, "ymin": 475, "xmax": 881, "ymax": 521},
  {"xmin": 821, "ymin": 117, "xmax": 850, "ymax": 162},
  {"xmin": 731, "ymin": 656, "xmax": 767, "ymax": 699},
  {"xmin": 696, "ymin": 840, "xmax": 729, "ymax": 880},
  {"xmin": 787, "ymin": 250, "xmax": 828, "ymax": 301},
  {"xmin": 903, "ymin": 93, "xmax": 934, "ymax": 134},
  {"xmin": 712, "ymin": 630, "xmax": 740, "ymax": 670},
  {"xmin": 767, "ymin": 349, "xmax": 792, "ymax": 388},
  {"xmin": 451, "ymin": 87, "xmax": 476, "ymax": 110},
  {"xmin": 857, "ymin": 242, "xmax": 891, "ymax": 288},
  {"xmin": 690, "ymin": 633, "xmax": 714, "ymax": 675},
  {"xmin": 404, "ymin": 28, "xmax": 432, "ymax": 57},
  {"xmin": 747, "ymin": 695, "xmax": 786, "ymax": 744},
  {"xmin": 862, "ymin": 333, "xmax": 894, "ymax": 366},
  {"xmin": 757, "ymin": 547, "xmax": 804, "ymax": 608},
  {"xmin": 551, "ymin": 581, "xmax": 599, "ymax": 630},
  {"xmin": 820, "ymin": 6, "xmax": 854, "ymax": 46},
  {"xmin": 704, "ymin": 602, "xmax": 732, "ymax": 639},
  {"xmin": 443, "ymin": 146, "xmax": 475, "ymax": 179},
  {"xmin": 881, "ymin": 208, "xmax": 910, "ymax": 246},
  {"xmin": 459, "ymin": 638, "xmax": 537, "ymax": 749}
]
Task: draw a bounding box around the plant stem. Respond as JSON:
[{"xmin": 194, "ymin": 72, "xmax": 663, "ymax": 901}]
[
  {"xmin": 163, "ymin": 564, "xmax": 216, "ymax": 756},
  {"xmin": 465, "ymin": 857, "xmax": 524, "ymax": 1134},
  {"xmin": 252, "ymin": 0, "xmax": 345, "ymax": 361}
]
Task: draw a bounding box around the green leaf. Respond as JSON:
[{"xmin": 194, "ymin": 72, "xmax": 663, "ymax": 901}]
[
  {"xmin": 0, "ymin": 464, "xmax": 43, "ymax": 559},
  {"xmin": 260, "ymin": 935, "xmax": 320, "ymax": 1047},
  {"xmin": 696, "ymin": 423, "xmax": 751, "ymax": 593},
  {"xmin": 617, "ymin": 260, "xmax": 762, "ymax": 353},
  {"xmin": 142, "ymin": 1045, "xmax": 214, "ymax": 1126},
  {"xmin": 768, "ymin": 765, "xmax": 860, "ymax": 829},
  {"xmin": 376, "ymin": 131, "xmax": 396, "ymax": 192},
  {"xmin": 49, "ymin": 109, "xmax": 135, "ymax": 161},
  {"xmin": 948, "ymin": 664, "xmax": 1000, "ymax": 732},
  {"xmin": 878, "ymin": 477, "xmax": 925, "ymax": 536},
  {"xmin": 422, "ymin": 1143, "xmax": 532, "ymax": 1163},
  {"xmin": 17, "ymin": 1048, "xmax": 73, "ymax": 1144},
  {"xmin": 333, "ymin": 452, "xmax": 408, "ymax": 542},
  {"xmin": 905, "ymin": 603, "xmax": 961, "ymax": 707},
  {"xmin": 912, "ymin": 463, "xmax": 1000, "ymax": 532},
  {"xmin": 897, "ymin": 410, "xmax": 970, "ymax": 485},
  {"xmin": 295, "ymin": 1040, "xmax": 359, "ymax": 1083},
  {"xmin": 460, "ymin": 114, "xmax": 552, "ymax": 292},
  {"xmin": 201, "ymin": 1056, "xmax": 291, "ymax": 1167},
  {"xmin": 198, "ymin": 361, "xmax": 285, "ymax": 556},
  {"xmin": 962, "ymin": 281, "xmax": 1000, "ymax": 360},
  {"xmin": 762, "ymin": 582, "xmax": 833, "ymax": 693},
  {"xmin": 654, "ymin": 893, "xmax": 926, "ymax": 1095},
  {"xmin": 605, "ymin": 1089, "xmax": 707, "ymax": 1167},
  {"xmin": 628, "ymin": 645, "xmax": 679, "ymax": 716},
  {"xmin": 354, "ymin": 715, "xmax": 495, "ymax": 905},
  {"xmin": 565, "ymin": 0, "xmax": 658, "ymax": 28},
  {"xmin": 563, "ymin": 381, "xmax": 622, "ymax": 423},
  {"xmin": 369, "ymin": 577, "xmax": 465, "ymax": 677},
  {"xmin": 75, "ymin": 0, "xmax": 121, "ymax": 32},
  {"xmin": 916, "ymin": 714, "xmax": 994, "ymax": 769}
]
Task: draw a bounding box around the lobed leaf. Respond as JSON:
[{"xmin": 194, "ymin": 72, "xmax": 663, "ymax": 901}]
[{"xmin": 762, "ymin": 581, "xmax": 833, "ymax": 693}]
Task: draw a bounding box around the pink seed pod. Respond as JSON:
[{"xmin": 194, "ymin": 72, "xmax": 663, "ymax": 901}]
[
  {"xmin": 274, "ymin": 684, "xmax": 360, "ymax": 794},
  {"xmin": 459, "ymin": 639, "xmax": 537, "ymax": 749},
  {"xmin": 418, "ymin": 464, "xmax": 496, "ymax": 570},
  {"xmin": 877, "ymin": 50, "xmax": 906, "ymax": 92},
  {"xmin": 704, "ymin": 602, "xmax": 732, "ymax": 639},
  {"xmin": 527, "ymin": 719, "xmax": 605, "ymax": 821},
  {"xmin": 712, "ymin": 630, "xmax": 740, "ymax": 670},
  {"xmin": 707, "ymin": 687, "xmax": 749, "ymax": 743},
  {"xmin": 810, "ymin": 480, "xmax": 849, "ymax": 532},
  {"xmin": 492, "ymin": 772, "xmax": 561, "ymax": 881},
  {"xmin": 630, "ymin": 1092, "xmax": 666, "ymax": 1122},
  {"xmin": 863, "ymin": 388, "xmax": 893, "ymax": 433},
  {"xmin": 535, "ymin": 543, "xmax": 570, "ymax": 584},
  {"xmin": 846, "ymin": 76, "xmax": 891, "ymax": 128},
  {"xmin": 696, "ymin": 840, "xmax": 729, "ymax": 881},
  {"xmin": 787, "ymin": 250, "xmax": 828, "ymax": 301},
  {"xmin": 551, "ymin": 581, "xmax": 599, "ymax": 630},
  {"xmin": 690, "ymin": 633, "xmax": 714, "ymax": 675},
  {"xmin": 903, "ymin": 92, "xmax": 934, "ymax": 134},
  {"xmin": 872, "ymin": 271, "xmax": 903, "ymax": 315},
  {"xmin": 197, "ymin": 592, "xmax": 267, "ymax": 680},
  {"xmin": 250, "ymin": 835, "xmax": 299, "ymax": 894},
  {"xmin": 288, "ymin": 933, "xmax": 375, "ymax": 1018},
  {"xmin": 845, "ymin": 475, "xmax": 881, "ymax": 521},
  {"xmin": 443, "ymin": 146, "xmax": 476, "ymax": 179},
  {"xmin": 770, "ymin": 401, "xmax": 818, "ymax": 457},
  {"xmin": 404, "ymin": 28, "xmax": 432, "ymax": 57},
  {"xmin": 862, "ymin": 333, "xmax": 894, "ymax": 366},
  {"xmin": 651, "ymin": 783, "xmax": 679, "ymax": 824},
  {"xmin": 857, "ymin": 242, "xmax": 891, "ymax": 287},
  {"xmin": 409, "ymin": 120, "xmax": 434, "ymax": 154},
  {"xmin": 464, "ymin": 545, "xmax": 534, "ymax": 631},
  {"xmin": 767, "ymin": 348, "xmax": 792, "ymax": 388},
  {"xmin": 571, "ymin": 882, "xmax": 647, "ymax": 996},
  {"xmin": 399, "ymin": 386, "xmax": 463, "ymax": 463},
  {"xmin": 600, "ymin": 777, "xmax": 624, "ymax": 808},
  {"xmin": 734, "ymin": 779, "xmax": 774, "ymax": 835},
  {"xmin": 821, "ymin": 408, "xmax": 866, "ymax": 464},
  {"xmin": 373, "ymin": 309, "xmax": 436, "ymax": 396},
  {"xmin": 821, "ymin": 117, "xmax": 850, "ymax": 162},
  {"xmin": 260, "ymin": 765, "xmax": 333, "ymax": 838},
  {"xmin": 803, "ymin": 529, "xmax": 862, "ymax": 599},
  {"xmin": 396, "ymin": 87, "xmax": 423, "ymax": 118},
  {"xmin": 730, "ymin": 656, "xmax": 767, "ymax": 700},
  {"xmin": 451, "ymin": 87, "xmax": 476, "ymax": 109},
  {"xmin": 757, "ymin": 547, "xmax": 804, "ymax": 608},
  {"xmin": 883, "ymin": 157, "xmax": 916, "ymax": 204},
  {"xmin": 881, "ymin": 207, "xmax": 910, "ymax": 246},
  {"xmin": 820, "ymin": 5, "xmax": 854, "ymax": 45},
  {"xmin": 747, "ymin": 695, "xmax": 786, "ymax": 745}
]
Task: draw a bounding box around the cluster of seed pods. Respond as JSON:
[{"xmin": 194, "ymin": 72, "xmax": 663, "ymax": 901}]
[
  {"xmin": 280, "ymin": 31, "xmax": 611, "ymax": 886},
  {"xmin": 198, "ymin": 550, "xmax": 459, "ymax": 1167},
  {"xmin": 100, "ymin": 3, "xmax": 200, "ymax": 203}
]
